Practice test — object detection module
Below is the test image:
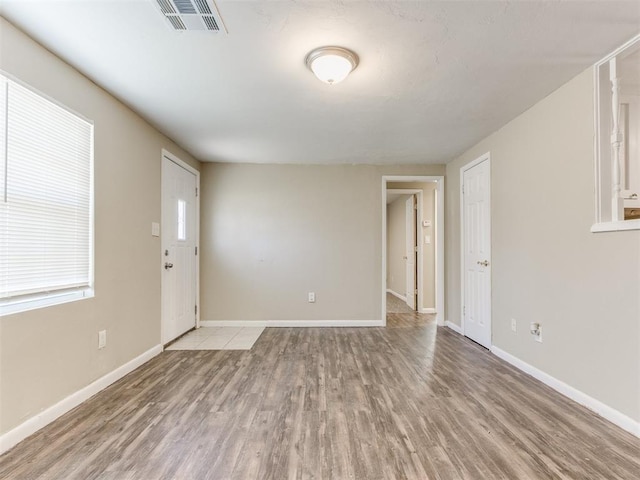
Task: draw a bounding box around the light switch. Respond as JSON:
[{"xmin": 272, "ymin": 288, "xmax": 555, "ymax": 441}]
[
  {"xmin": 424, "ymin": 235, "xmax": 431, "ymax": 244},
  {"xmin": 151, "ymin": 222, "xmax": 160, "ymax": 237}
]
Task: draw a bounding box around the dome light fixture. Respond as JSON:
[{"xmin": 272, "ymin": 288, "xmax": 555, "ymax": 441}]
[{"xmin": 305, "ymin": 46, "xmax": 359, "ymax": 85}]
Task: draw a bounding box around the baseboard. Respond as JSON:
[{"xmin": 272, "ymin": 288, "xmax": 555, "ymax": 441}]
[
  {"xmin": 386, "ymin": 289, "xmax": 406, "ymax": 302},
  {"xmin": 491, "ymin": 345, "xmax": 640, "ymax": 438},
  {"xmin": 200, "ymin": 319, "xmax": 385, "ymax": 328},
  {"xmin": 421, "ymin": 307, "xmax": 437, "ymax": 314},
  {"xmin": 444, "ymin": 320, "xmax": 463, "ymax": 334},
  {"xmin": 0, "ymin": 344, "xmax": 163, "ymax": 455}
]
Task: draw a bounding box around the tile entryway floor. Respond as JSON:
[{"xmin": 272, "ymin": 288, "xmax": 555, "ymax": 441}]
[{"xmin": 165, "ymin": 327, "xmax": 265, "ymax": 351}]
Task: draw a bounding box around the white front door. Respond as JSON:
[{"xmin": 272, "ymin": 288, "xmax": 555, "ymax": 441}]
[
  {"xmin": 162, "ymin": 155, "xmax": 198, "ymax": 344},
  {"xmin": 462, "ymin": 156, "xmax": 491, "ymax": 348},
  {"xmin": 405, "ymin": 195, "xmax": 417, "ymax": 310}
]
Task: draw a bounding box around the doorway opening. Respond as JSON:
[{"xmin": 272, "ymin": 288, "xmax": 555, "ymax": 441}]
[{"xmin": 382, "ymin": 176, "xmax": 444, "ymax": 325}]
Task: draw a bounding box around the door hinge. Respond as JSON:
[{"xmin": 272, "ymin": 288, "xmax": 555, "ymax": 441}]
[
  {"xmin": 415, "ymin": 289, "xmax": 418, "ymax": 295},
  {"xmin": 195, "ymin": 187, "xmax": 198, "ymax": 197},
  {"xmin": 195, "ymin": 305, "xmax": 198, "ymax": 315},
  {"xmin": 462, "ymin": 183, "xmax": 465, "ymax": 194},
  {"xmin": 195, "ymin": 246, "xmax": 198, "ymax": 255},
  {"xmin": 463, "ymin": 306, "xmax": 466, "ymax": 316},
  {"xmin": 414, "ymin": 246, "xmax": 418, "ymax": 253}
]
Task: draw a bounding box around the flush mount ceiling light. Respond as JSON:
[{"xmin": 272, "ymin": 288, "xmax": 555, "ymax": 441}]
[{"xmin": 305, "ymin": 46, "xmax": 359, "ymax": 85}]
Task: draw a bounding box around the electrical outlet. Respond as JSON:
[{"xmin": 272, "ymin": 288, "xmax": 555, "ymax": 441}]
[
  {"xmin": 308, "ymin": 292, "xmax": 316, "ymax": 303},
  {"xmin": 530, "ymin": 322, "xmax": 542, "ymax": 343},
  {"xmin": 510, "ymin": 318, "xmax": 517, "ymax": 332},
  {"xmin": 98, "ymin": 330, "xmax": 107, "ymax": 349},
  {"xmin": 535, "ymin": 325, "xmax": 542, "ymax": 343}
]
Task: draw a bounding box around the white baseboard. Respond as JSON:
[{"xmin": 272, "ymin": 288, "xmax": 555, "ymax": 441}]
[
  {"xmin": 200, "ymin": 319, "xmax": 385, "ymax": 328},
  {"xmin": 386, "ymin": 289, "xmax": 406, "ymax": 302},
  {"xmin": 491, "ymin": 346, "xmax": 640, "ymax": 438},
  {"xmin": 0, "ymin": 344, "xmax": 163, "ymax": 455},
  {"xmin": 421, "ymin": 307, "xmax": 437, "ymax": 314},
  {"xmin": 444, "ymin": 320, "xmax": 463, "ymax": 334}
]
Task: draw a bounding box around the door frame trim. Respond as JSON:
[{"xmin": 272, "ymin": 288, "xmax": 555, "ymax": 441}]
[
  {"xmin": 459, "ymin": 152, "xmax": 491, "ymax": 340},
  {"xmin": 382, "ymin": 175, "xmax": 445, "ymax": 325},
  {"xmin": 161, "ymin": 149, "xmax": 200, "ymax": 345}
]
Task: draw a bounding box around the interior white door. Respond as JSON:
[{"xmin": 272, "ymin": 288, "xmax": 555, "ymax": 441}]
[
  {"xmin": 405, "ymin": 195, "xmax": 417, "ymax": 310},
  {"xmin": 162, "ymin": 156, "xmax": 198, "ymax": 344},
  {"xmin": 463, "ymin": 158, "xmax": 491, "ymax": 348}
]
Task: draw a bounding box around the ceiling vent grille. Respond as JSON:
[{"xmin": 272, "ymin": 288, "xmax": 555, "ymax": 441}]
[{"xmin": 153, "ymin": 0, "xmax": 226, "ymax": 33}]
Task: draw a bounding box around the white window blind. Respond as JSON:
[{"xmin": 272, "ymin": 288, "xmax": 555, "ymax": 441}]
[{"xmin": 0, "ymin": 73, "xmax": 93, "ymax": 308}]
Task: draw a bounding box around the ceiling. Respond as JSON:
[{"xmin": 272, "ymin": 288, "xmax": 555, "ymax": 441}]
[{"xmin": 1, "ymin": 1, "xmax": 639, "ymax": 165}]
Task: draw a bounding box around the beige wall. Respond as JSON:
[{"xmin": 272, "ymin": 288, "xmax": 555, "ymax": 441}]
[
  {"xmin": 0, "ymin": 18, "xmax": 200, "ymax": 435},
  {"xmin": 445, "ymin": 67, "xmax": 640, "ymax": 422},
  {"xmin": 386, "ymin": 195, "xmax": 409, "ymax": 297},
  {"xmin": 200, "ymin": 163, "xmax": 445, "ymax": 322}
]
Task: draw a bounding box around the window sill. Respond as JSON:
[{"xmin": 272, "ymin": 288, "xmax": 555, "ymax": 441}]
[
  {"xmin": 0, "ymin": 289, "xmax": 94, "ymax": 317},
  {"xmin": 591, "ymin": 219, "xmax": 640, "ymax": 233}
]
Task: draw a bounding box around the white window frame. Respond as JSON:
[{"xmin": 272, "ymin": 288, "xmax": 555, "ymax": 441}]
[
  {"xmin": 0, "ymin": 71, "xmax": 94, "ymax": 316},
  {"xmin": 592, "ymin": 33, "xmax": 640, "ymax": 233}
]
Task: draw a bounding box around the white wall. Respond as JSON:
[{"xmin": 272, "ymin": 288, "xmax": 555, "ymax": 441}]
[
  {"xmin": 445, "ymin": 67, "xmax": 640, "ymax": 423},
  {"xmin": 0, "ymin": 18, "xmax": 200, "ymax": 436},
  {"xmin": 200, "ymin": 163, "xmax": 445, "ymax": 322}
]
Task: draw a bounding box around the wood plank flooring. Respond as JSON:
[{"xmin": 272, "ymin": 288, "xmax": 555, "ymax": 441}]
[
  {"xmin": 1, "ymin": 309, "xmax": 639, "ymax": 479},
  {"xmin": 385, "ymin": 292, "xmax": 416, "ymax": 314}
]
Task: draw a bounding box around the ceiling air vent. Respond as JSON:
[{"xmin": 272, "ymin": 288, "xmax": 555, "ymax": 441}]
[{"xmin": 153, "ymin": 0, "xmax": 226, "ymax": 33}]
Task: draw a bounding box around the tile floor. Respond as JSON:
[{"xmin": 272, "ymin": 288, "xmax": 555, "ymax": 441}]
[{"xmin": 165, "ymin": 326, "xmax": 265, "ymax": 351}]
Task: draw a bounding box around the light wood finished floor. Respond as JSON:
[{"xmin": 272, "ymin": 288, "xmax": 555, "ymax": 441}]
[
  {"xmin": 1, "ymin": 313, "xmax": 639, "ymax": 479},
  {"xmin": 386, "ymin": 292, "xmax": 416, "ymax": 314}
]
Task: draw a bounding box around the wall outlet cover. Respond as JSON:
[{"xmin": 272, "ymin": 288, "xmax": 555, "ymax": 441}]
[
  {"xmin": 98, "ymin": 330, "xmax": 107, "ymax": 349},
  {"xmin": 535, "ymin": 325, "xmax": 543, "ymax": 343}
]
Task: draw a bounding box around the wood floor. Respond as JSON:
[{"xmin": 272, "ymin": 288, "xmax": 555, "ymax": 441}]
[
  {"xmin": 1, "ymin": 311, "xmax": 639, "ymax": 479},
  {"xmin": 385, "ymin": 292, "xmax": 416, "ymax": 314}
]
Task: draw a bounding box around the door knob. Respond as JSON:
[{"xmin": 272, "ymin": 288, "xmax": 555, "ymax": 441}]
[
  {"xmin": 164, "ymin": 262, "xmax": 174, "ymax": 270},
  {"xmin": 477, "ymin": 260, "xmax": 489, "ymax": 267}
]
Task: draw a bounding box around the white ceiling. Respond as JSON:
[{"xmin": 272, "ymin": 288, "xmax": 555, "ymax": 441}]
[{"xmin": 1, "ymin": 1, "xmax": 639, "ymax": 165}]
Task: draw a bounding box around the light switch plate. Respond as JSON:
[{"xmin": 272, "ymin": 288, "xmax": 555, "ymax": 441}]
[
  {"xmin": 151, "ymin": 222, "xmax": 160, "ymax": 237},
  {"xmin": 424, "ymin": 235, "xmax": 431, "ymax": 244}
]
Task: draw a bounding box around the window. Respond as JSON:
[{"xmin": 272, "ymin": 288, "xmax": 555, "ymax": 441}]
[
  {"xmin": 177, "ymin": 199, "xmax": 186, "ymax": 241},
  {"xmin": 593, "ymin": 34, "xmax": 640, "ymax": 232},
  {"xmin": 0, "ymin": 72, "xmax": 93, "ymax": 315}
]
